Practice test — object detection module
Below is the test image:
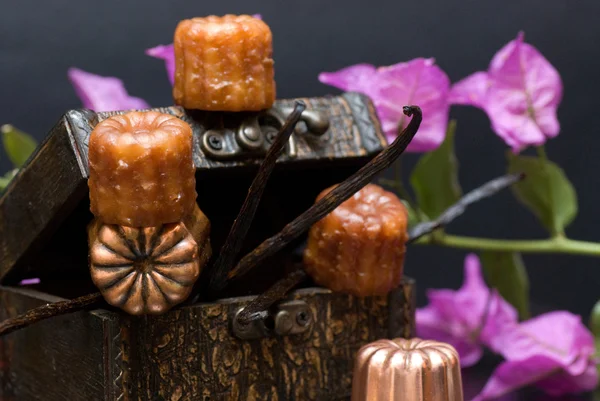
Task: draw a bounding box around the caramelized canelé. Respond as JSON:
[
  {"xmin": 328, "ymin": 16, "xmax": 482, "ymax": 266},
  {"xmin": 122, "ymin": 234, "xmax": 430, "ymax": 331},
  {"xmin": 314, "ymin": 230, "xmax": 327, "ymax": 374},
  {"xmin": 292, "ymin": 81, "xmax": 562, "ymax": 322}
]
[
  {"xmin": 304, "ymin": 184, "xmax": 408, "ymax": 297},
  {"xmin": 173, "ymin": 15, "xmax": 275, "ymax": 111}
]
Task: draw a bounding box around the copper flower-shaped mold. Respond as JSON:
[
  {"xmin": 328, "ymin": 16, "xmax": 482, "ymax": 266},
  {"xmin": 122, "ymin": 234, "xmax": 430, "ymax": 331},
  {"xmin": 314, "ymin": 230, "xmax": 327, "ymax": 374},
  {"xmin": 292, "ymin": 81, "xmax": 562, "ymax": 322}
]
[
  {"xmin": 89, "ymin": 221, "xmax": 201, "ymax": 315},
  {"xmin": 352, "ymin": 338, "xmax": 463, "ymax": 401}
]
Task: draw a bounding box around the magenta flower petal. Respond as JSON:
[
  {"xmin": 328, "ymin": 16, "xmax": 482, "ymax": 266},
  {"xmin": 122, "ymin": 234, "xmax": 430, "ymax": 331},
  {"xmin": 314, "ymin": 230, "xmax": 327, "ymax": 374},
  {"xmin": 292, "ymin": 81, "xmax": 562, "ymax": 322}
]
[
  {"xmin": 19, "ymin": 278, "xmax": 40, "ymax": 285},
  {"xmin": 377, "ymin": 58, "xmax": 450, "ymax": 151},
  {"xmin": 416, "ymin": 254, "xmax": 518, "ymax": 367},
  {"xmin": 147, "ymin": 14, "xmax": 262, "ymax": 85},
  {"xmin": 490, "ymin": 312, "xmax": 596, "ymax": 376},
  {"xmin": 450, "ymin": 32, "xmax": 563, "ymax": 152},
  {"xmin": 476, "ymin": 311, "xmax": 598, "ymax": 399},
  {"xmin": 448, "ymin": 71, "xmax": 489, "ymax": 108},
  {"xmin": 473, "ymin": 356, "xmax": 597, "ymax": 400},
  {"xmin": 145, "ymin": 44, "xmax": 175, "ymax": 85},
  {"xmin": 416, "ymin": 304, "xmax": 483, "ymax": 367},
  {"xmin": 472, "ymin": 356, "xmax": 565, "ymax": 401},
  {"xmin": 319, "ymin": 58, "xmax": 450, "ymax": 152},
  {"xmin": 318, "ymin": 64, "xmax": 379, "ymax": 96},
  {"xmin": 68, "ymin": 68, "xmax": 149, "ymax": 112}
]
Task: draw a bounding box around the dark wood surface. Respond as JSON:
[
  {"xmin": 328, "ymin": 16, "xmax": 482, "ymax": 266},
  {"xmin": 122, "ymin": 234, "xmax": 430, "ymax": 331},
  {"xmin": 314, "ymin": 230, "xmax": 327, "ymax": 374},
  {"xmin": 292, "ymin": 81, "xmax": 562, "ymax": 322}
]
[
  {"xmin": 0, "ymin": 281, "xmax": 414, "ymax": 401},
  {"xmin": 0, "ymin": 286, "xmax": 119, "ymax": 401},
  {"xmin": 123, "ymin": 285, "xmax": 414, "ymax": 401},
  {"xmin": 0, "ymin": 116, "xmax": 88, "ymax": 283}
]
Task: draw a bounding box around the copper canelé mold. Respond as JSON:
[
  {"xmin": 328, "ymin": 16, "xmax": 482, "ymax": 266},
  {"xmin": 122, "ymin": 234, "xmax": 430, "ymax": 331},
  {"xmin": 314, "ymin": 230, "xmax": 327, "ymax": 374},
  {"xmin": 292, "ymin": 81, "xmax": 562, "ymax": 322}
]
[{"xmin": 352, "ymin": 338, "xmax": 463, "ymax": 401}]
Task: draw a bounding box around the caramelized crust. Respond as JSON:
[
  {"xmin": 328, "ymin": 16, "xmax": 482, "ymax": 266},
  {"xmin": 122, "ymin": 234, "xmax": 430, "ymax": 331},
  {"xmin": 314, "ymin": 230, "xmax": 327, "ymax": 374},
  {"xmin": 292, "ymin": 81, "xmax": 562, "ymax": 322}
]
[
  {"xmin": 173, "ymin": 15, "xmax": 275, "ymax": 111},
  {"xmin": 303, "ymin": 184, "xmax": 408, "ymax": 297},
  {"xmin": 88, "ymin": 111, "xmax": 196, "ymax": 227}
]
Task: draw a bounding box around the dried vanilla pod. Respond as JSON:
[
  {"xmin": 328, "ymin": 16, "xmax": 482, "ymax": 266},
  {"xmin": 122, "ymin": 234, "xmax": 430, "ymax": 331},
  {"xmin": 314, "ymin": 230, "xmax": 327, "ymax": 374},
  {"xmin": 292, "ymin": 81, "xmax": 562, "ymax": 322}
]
[
  {"xmin": 303, "ymin": 184, "xmax": 408, "ymax": 297},
  {"xmin": 173, "ymin": 14, "xmax": 275, "ymax": 111},
  {"xmin": 88, "ymin": 205, "xmax": 212, "ymax": 315},
  {"xmin": 88, "ymin": 111, "xmax": 196, "ymax": 227}
]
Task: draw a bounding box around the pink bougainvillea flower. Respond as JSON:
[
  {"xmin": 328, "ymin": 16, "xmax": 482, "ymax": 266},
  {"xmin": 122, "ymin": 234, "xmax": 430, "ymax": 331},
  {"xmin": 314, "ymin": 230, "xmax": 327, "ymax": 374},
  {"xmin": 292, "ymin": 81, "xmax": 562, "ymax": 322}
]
[
  {"xmin": 319, "ymin": 58, "xmax": 450, "ymax": 152},
  {"xmin": 474, "ymin": 311, "xmax": 598, "ymax": 400},
  {"xmin": 68, "ymin": 68, "xmax": 149, "ymax": 112},
  {"xmin": 450, "ymin": 32, "xmax": 563, "ymax": 153},
  {"xmin": 18, "ymin": 278, "xmax": 40, "ymax": 285},
  {"xmin": 146, "ymin": 14, "xmax": 263, "ymax": 85},
  {"xmin": 416, "ymin": 254, "xmax": 517, "ymax": 367},
  {"xmin": 145, "ymin": 44, "xmax": 175, "ymax": 85}
]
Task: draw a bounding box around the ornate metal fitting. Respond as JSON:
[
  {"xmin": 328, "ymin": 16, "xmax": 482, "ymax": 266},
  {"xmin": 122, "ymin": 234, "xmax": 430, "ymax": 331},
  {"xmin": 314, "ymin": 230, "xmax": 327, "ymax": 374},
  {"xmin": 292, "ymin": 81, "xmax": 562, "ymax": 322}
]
[
  {"xmin": 231, "ymin": 300, "xmax": 313, "ymax": 340},
  {"xmin": 200, "ymin": 107, "xmax": 330, "ymax": 161}
]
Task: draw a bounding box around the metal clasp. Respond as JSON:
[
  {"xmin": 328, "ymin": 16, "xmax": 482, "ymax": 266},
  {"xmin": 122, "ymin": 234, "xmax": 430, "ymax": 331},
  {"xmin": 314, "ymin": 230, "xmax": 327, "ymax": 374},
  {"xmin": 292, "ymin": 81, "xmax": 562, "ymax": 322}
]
[
  {"xmin": 231, "ymin": 300, "xmax": 313, "ymax": 340},
  {"xmin": 200, "ymin": 107, "xmax": 330, "ymax": 161}
]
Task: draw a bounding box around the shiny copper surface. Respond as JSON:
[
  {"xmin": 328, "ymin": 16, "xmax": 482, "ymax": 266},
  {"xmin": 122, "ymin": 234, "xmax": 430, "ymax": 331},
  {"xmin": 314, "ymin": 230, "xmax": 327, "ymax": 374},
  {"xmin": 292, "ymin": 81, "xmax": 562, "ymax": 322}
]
[
  {"xmin": 352, "ymin": 338, "xmax": 463, "ymax": 401},
  {"xmin": 303, "ymin": 184, "xmax": 408, "ymax": 297},
  {"xmin": 88, "ymin": 111, "xmax": 196, "ymax": 227},
  {"xmin": 88, "ymin": 206, "xmax": 211, "ymax": 315},
  {"xmin": 173, "ymin": 14, "xmax": 275, "ymax": 111}
]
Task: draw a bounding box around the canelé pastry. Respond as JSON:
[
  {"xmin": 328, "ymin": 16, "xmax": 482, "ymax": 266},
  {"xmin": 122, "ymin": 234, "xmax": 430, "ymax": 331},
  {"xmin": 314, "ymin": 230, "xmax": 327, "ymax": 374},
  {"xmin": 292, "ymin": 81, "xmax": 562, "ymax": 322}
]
[
  {"xmin": 88, "ymin": 205, "xmax": 211, "ymax": 315},
  {"xmin": 88, "ymin": 111, "xmax": 196, "ymax": 227},
  {"xmin": 173, "ymin": 15, "xmax": 276, "ymax": 111},
  {"xmin": 352, "ymin": 338, "xmax": 463, "ymax": 401},
  {"xmin": 303, "ymin": 184, "xmax": 408, "ymax": 297}
]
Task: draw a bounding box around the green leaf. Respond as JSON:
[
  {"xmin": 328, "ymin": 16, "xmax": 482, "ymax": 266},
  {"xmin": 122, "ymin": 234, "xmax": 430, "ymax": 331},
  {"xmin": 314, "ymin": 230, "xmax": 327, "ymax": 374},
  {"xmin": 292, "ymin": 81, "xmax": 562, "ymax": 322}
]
[
  {"xmin": 400, "ymin": 200, "xmax": 420, "ymax": 228},
  {"xmin": 507, "ymin": 153, "xmax": 577, "ymax": 236},
  {"xmin": 410, "ymin": 120, "xmax": 462, "ymax": 219},
  {"xmin": 480, "ymin": 251, "xmax": 530, "ymax": 320},
  {"xmin": 590, "ymin": 299, "xmax": 600, "ymax": 377},
  {"xmin": 0, "ymin": 169, "xmax": 18, "ymax": 192},
  {"xmin": 1, "ymin": 124, "xmax": 37, "ymax": 168},
  {"xmin": 590, "ymin": 299, "xmax": 600, "ymax": 347}
]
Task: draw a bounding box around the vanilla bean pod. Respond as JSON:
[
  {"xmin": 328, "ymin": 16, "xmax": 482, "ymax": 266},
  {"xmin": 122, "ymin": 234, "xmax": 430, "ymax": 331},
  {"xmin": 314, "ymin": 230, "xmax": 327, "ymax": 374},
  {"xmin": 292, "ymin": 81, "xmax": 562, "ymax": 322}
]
[
  {"xmin": 0, "ymin": 292, "xmax": 103, "ymax": 337},
  {"xmin": 208, "ymin": 101, "xmax": 306, "ymax": 294},
  {"xmin": 226, "ymin": 105, "xmax": 422, "ymax": 284},
  {"xmin": 235, "ymin": 174, "xmax": 521, "ymax": 325},
  {"xmin": 236, "ymin": 266, "xmax": 307, "ymax": 326},
  {"xmin": 407, "ymin": 172, "xmax": 525, "ymax": 244}
]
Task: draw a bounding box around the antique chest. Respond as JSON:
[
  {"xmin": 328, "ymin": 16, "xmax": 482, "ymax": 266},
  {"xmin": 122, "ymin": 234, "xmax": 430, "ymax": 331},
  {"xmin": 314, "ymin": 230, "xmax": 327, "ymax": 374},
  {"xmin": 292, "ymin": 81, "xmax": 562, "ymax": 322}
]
[{"xmin": 0, "ymin": 93, "xmax": 416, "ymax": 400}]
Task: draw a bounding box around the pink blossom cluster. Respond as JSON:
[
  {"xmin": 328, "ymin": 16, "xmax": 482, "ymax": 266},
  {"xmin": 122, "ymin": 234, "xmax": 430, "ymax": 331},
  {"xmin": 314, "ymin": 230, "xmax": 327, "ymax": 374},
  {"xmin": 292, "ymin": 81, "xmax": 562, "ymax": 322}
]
[
  {"xmin": 417, "ymin": 254, "xmax": 598, "ymax": 400},
  {"xmin": 320, "ymin": 32, "xmax": 563, "ymax": 153}
]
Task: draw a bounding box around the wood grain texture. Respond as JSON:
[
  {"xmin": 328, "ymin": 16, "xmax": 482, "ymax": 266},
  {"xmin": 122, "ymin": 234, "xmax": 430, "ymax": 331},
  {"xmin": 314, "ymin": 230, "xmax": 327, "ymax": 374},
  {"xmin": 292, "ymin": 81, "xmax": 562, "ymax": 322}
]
[
  {"xmin": 0, "ymin": 93, "xmax": 386, "ymax": 285},
  {"xmin": 123, "ymin": 283, "xmax": 414, "ymax": 401},
  {"xmin": 0, "ymin": 280, "xmax": 414, "ymax": 400},
  {"xmin": 0, "ymin": 116, "xmax": 88, "ymax": 283},
  {"xmin": 0, "ymin": 286, "xmax": 119, "ymax": 401}
]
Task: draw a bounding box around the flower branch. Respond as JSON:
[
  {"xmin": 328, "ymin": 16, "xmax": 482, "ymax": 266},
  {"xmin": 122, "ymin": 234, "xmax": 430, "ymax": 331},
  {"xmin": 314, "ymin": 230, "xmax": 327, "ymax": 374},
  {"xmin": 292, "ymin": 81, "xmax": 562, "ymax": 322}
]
[
  {"xmin": 319, "ymin": 30, "xmax": 598, "ymax": 398},
  {"xmin": 416, "ymin": 233, "xmax": 600, "ymax": 257}
]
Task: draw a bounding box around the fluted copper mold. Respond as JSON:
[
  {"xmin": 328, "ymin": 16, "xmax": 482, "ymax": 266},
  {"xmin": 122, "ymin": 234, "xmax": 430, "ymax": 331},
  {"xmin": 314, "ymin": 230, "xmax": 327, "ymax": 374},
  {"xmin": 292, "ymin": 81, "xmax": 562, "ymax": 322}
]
[
  {"xmin": 304, "ymin": 184, "xmax": 408, "ymax": 297},
  {"xmin": 352, "ymin": 338, "xmax": 463, "ymax": 401},
  {"xmin": 88, "ymin": 205, "xmax": 211, "ymax": 315}
]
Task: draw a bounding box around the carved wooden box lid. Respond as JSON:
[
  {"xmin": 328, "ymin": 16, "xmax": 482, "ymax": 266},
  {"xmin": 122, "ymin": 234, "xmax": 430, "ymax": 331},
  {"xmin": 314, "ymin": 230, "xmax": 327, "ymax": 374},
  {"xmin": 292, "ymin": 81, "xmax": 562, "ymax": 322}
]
[{"xmin": 0, "ymin": 93, "xmax": 386, "ymax": 286}]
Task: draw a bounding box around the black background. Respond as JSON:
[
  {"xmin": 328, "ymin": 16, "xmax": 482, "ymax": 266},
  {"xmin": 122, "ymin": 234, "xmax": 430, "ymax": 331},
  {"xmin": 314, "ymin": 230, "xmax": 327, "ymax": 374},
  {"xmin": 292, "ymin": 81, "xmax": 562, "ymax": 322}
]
[{"xmin": 1, "ymin": 0, "xmax": 599, "ymax": 320}]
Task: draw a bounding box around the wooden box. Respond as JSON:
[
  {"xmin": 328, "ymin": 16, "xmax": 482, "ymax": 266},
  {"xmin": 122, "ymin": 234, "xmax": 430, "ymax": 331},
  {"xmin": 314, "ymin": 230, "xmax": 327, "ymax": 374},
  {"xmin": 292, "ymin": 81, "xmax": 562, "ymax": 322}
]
[{"xmin": 0, "ymin": 93, "xmax": 416, "ymax": 400}]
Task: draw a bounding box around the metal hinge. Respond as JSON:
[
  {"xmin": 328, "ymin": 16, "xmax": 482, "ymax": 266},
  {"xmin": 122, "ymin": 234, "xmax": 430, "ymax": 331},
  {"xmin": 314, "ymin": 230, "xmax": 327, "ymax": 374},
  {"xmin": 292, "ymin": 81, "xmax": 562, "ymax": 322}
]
[
  {"xmin": 200, "ymin": 107, "xmax": 329, "ymax": 161},
  {"xmin": 231, "ymin": 300, "xmax": 313, "ymax": 340}
]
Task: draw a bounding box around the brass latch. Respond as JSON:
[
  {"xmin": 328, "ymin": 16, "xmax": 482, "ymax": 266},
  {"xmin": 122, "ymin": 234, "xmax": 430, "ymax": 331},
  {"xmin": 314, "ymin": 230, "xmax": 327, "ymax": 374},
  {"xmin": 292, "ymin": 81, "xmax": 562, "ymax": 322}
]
[
  {"xmin": 200, "ymin": 107, "xmax": 329, "ymax": 161},
  {"xmin": 231, "ymin": 300, "xmax": 313, "ymax": 340}
]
